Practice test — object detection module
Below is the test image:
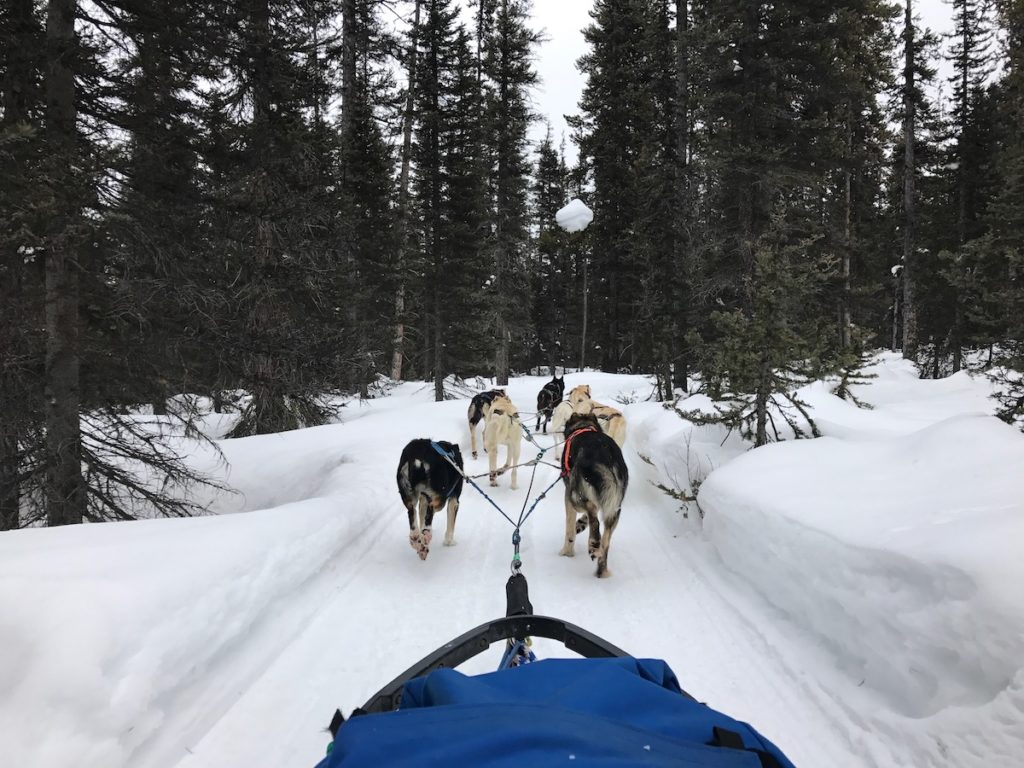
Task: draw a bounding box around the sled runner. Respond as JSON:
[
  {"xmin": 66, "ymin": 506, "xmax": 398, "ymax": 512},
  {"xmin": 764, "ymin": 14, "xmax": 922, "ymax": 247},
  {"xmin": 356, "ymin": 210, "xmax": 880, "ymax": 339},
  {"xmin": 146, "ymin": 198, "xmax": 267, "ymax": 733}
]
[{"xmin": 316, "ymin": 572, "xmax": 798, "ymax": 767}]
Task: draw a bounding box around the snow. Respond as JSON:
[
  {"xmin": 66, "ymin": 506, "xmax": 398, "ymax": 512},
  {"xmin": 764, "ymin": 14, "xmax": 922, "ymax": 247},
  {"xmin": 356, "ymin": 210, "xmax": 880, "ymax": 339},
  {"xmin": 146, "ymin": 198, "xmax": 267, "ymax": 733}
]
[
  {"xmin": 555, "ymin": 198, "xmax": 594, "ymax": 232},
  {"xmin": 1, "ymin": 358, "xmax": 1022, "ymax": 768}
]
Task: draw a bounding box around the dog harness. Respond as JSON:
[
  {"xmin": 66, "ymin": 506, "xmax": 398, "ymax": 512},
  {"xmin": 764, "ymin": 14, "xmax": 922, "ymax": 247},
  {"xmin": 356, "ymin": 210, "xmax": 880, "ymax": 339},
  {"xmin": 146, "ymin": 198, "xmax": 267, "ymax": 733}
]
[{"xmin": 561, "ymin": 426, "xmax": 599, "ymax": 476}]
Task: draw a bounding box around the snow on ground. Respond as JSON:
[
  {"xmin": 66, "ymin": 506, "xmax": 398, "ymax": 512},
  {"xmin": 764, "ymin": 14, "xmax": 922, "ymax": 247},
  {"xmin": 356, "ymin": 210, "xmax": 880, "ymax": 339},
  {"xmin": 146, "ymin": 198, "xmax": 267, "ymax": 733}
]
[{"xmin": 1, "ymin": 355, "xmax": 1021, "ymax": 768}]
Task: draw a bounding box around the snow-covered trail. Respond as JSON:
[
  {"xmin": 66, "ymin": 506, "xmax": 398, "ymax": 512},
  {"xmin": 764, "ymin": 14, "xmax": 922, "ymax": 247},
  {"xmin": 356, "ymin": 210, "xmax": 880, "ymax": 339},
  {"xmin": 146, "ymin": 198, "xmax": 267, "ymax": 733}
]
[{"xmin": 139, "ymin": 375, "xmax": 867, "ymax": 768}]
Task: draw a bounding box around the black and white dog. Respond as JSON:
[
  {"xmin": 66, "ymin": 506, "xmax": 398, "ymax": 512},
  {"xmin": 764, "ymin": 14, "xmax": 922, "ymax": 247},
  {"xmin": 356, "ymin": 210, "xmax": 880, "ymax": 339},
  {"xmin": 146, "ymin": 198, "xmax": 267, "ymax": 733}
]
[
  {"xmin": 535, "ymin": 374, "xmax": 565, "ymax": 432},
  {"xmin": 396, "ymin": 439, "xmax": 464, "ymax": 561},
  {"xmin": 468, "ymin": 388, "xmax": 505, "ymax": 459},
  {"xmin": 559, "ymin": 413, "xmax": 628, "ymax": 578}
]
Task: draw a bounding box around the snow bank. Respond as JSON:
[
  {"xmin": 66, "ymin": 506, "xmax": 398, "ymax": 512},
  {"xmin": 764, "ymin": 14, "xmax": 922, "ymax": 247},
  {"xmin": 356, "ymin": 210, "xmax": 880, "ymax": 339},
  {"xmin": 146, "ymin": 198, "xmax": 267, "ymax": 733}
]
[
  {"xmin": 0, "ymin": 488, "xmax": 372, "ymax": 767},
  {"xmin": 700, "ymin": 415, "xmax": 1024, "ymax": 764}
]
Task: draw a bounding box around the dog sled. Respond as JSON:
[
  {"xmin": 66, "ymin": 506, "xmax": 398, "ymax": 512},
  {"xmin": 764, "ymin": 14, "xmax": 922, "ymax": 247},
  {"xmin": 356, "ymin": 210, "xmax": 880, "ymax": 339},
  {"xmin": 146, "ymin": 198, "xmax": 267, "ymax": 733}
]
[{"xmin": 315, "ymin": 571, "xmax": 798, "ymax": 767}]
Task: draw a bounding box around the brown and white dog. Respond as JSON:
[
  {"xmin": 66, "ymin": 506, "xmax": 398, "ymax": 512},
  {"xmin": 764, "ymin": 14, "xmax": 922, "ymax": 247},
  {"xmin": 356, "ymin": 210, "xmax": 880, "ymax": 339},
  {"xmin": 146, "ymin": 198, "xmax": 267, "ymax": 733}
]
[
  {"xmin": 560, "ymin": 412, "xmax": 628, "ymax": 578},
  {"xmin": 567, "ymin": 384, "xmax": 627, "ymax": 447},
  {"xmin": 396, "ymin": 439, "xmax": 463, "ymax": 560},
  {"xmin": 483, "ymin": 394, "xmax": 522, "ymax": 489},
  {"xmin": 467, "ymin": 388, "xmax": 505, "ymax": 459}
]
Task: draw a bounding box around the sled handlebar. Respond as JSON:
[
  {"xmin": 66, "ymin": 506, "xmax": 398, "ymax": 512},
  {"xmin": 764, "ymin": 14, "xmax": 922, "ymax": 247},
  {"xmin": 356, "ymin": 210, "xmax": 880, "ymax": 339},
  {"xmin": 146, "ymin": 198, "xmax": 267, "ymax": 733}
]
[{"xmin": 360, "ymin": 613, "xmax": 630, "ymax": 713}]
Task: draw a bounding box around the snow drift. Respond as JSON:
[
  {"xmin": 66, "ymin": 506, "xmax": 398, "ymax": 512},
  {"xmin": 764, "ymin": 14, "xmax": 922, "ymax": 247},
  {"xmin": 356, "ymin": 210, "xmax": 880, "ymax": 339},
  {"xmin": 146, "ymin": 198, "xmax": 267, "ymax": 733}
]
[{"xmin": 700, "ymin": 414, "xmax": 1024, "ymax": 764}]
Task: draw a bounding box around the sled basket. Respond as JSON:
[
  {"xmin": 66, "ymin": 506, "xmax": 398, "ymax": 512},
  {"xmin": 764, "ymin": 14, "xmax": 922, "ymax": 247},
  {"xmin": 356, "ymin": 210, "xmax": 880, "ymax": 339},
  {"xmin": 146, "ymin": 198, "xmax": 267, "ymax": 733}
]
[{"xmin": 316, "ymin": 575, "xmax": 797, "ymax": 767}]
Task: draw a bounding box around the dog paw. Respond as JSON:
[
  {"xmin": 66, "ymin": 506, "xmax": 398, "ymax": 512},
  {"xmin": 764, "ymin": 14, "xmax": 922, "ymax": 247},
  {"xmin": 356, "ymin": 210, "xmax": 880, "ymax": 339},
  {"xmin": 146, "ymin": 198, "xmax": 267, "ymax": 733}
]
[
  {"xmin": 409, "ymin": 531, "xmax": 421, "ymax": 550},
  {"xmin": 472, "ymin": 452, "xmax": 478, "ymax": 459},
  {"xmin": 575, "ymin": 518, "xmax": 588, "ymax": 534},
  {"xmin": 443, "ymin": 536, "xmax": 456, "ymax": 547},
  {"xmin": 597, "ymin": 567, "xmax": 612, "ymax": 579},
  {"xmin": 418, "ymin": 544, "xmax": 429, "ymax": 561},
  {"xmin": 510, "ymin": 482, "xmax": 518, "ymax": 490},
  {"xmin": 422, "ymin": 528, "xmax": 433, "ymax": 546},
  {"xmin": 588, "ymin": 544, "xmax": 602, "ymax": 561},
  {"xmin": 559, "ymin": 543, "xmax": 575, "ymax": 557}
]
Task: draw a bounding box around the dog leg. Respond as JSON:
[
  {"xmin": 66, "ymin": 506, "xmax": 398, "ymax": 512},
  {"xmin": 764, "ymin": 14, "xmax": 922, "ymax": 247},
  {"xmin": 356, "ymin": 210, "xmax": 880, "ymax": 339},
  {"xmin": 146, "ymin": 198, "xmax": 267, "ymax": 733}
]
[
  {"xmin": 444, "ymin": 497, "xmax": 458, "ymax": 546},
  {"xmin": 559, "ymin": 492, "xmax": 577, "ymax": 556},
  {"xmin": 423, "ymin": 494, "xmax": 443, "ymax": 548},
  {"xmin": 596, "ymin": 507, "xmax": 621, "ymax": 578},
  {"xmin": 489, "ymin": 444, "xmax": 499, "ymax": 486},
  {"xmin": 509, "ymin": 441, "xmax": 520, "ymax": 490},
  {"xmin": 414, "ymin": 495, "xmax": 430, "ymax": 560},
  {"xmin": 585, "ymin": 502, "xmax": 601, "ymax": 561},
  {"xmin": 406, "ymin": 501, "xmax": 422, "ymax": 555},
  {"xmin": 469, "ymin": 421, "xmax": 478, "ymax": 459}
]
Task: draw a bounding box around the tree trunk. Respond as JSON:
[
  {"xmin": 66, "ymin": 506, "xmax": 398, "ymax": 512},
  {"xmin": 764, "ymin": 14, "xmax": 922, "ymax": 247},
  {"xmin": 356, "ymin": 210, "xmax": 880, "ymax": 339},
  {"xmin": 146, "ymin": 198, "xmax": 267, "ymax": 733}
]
[
  {"xmin": 496, "ymin": 315, "xmax": 510, "ymax": 385},
  {"xmin": 433, "ymin": 311, "xmax": 444, "ymax": 402},
  {"xmin": 673, "ymin": 0, "xmax": 690, "ymax": 390},
  {"xmin": 579, "ymin": 246, "xmax": 588, "ymax": 371},
  {"xmin": 952, "ymin": 9, "xmax": 969, "ymax": 374},
  {"xmin": 44, "ymin": 0, "xmax": 85, "ymax": 526},
  {"xmin": 0, "ymin": 428, "xmax": 19, "ymax": 530},
  {"xmin": 841, "ymin": 108, "xmax": 853, "ymax": 349},
  {"xmin": 754, "ymin": 349, "xmax": 770, "ymax": 447},
  {"xmin": 891, "ymin": 270, "xmax": 901, "ymax": 351},
  {"xmin": 902, "ymin": 0, "xmax": 918, "ymax": 359},
  {"xmin": 391, "ymin": 0, "xmax": 421, "ymax": 382},
  {"xmin": 1, "ymin": 0, "xmax": 39, "ymax": 531}
]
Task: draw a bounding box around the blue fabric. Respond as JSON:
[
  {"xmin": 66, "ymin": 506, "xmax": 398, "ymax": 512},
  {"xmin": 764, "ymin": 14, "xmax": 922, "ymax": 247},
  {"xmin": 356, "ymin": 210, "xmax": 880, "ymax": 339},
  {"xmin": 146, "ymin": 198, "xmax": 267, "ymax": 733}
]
[{"xmin": 317, "ymin": 658, "xmax": 797, "ymax": 767}]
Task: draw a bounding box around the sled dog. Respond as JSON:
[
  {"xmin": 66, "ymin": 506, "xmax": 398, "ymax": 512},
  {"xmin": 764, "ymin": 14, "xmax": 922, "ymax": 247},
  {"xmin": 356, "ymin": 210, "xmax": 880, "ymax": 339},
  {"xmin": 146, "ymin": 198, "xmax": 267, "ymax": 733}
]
[
  {"xmin": 567, "ymin": 384, "xmax": 627, "ymax": 447},
  {"xmin": 550, "ymin": 401, "xmax": 575, "ymax": 460},
  {"xmin": 396, "ymin": 439, "xmax": 463, "ymax": 560},
  {"xmin": 467, "ymin": 388, "xmax": 505, "ymax": 459},
  {"xmin": 535, "ymin": 374, "xmax": 565, "ymax": 432},
  {"xmin": 560, "ymin": 412, "xmax": 628, "ymax": 578},
  {"xmin": 483, "ymin": 394, "xmax": 522, "ymax": 489}
]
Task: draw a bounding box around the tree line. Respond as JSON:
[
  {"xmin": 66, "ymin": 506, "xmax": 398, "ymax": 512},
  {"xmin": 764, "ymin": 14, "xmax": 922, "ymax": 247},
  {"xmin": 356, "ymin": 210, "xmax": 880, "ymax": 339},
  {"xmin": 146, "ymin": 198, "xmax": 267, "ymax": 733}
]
[{"xmin": 1, "ymin": 0, "xmax": 1022, "ymax": 528}]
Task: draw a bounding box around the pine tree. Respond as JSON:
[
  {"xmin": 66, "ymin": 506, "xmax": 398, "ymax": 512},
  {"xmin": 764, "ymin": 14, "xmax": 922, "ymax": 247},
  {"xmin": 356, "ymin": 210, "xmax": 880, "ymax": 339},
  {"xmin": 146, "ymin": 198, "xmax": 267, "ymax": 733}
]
[
  {"xmin": 482, "ymin": 0, "xmax": 539, "ymax": 383},
  {"xmin": 411, "ymin": 0, "xmax": 490, "ymax": 399},
  {"xmin": 572, "ymin": 0, "xmax": 676, "ymax": 373},
  {"xmin": 338, "ymin": 0, "xmax": 397, "ymax": 395},
  {"xmin": 685, "ymin": 221, "xmax": 829, "ymax": 445},
  {"xmin": 531, "ymin": 125, "xmax": 570, "ymax": 372},
  {"xmin": 41, "ymin": 0, "xmax": 88, "ymax": 525},
  {"xmin": 985, "ymin": 0, "xmax": 1024, "ymax": 426},
  {"xmin": 0, "ymin": 0, "xmax": 45, "ymax": 529},
  {"xmin": 686, "ymin": 0, "xmax": 871, "ymax": 442},
  {"xmin": 902, "ymin": 0, "xmax": 920, "ymax": 358},
  {"xmin": 391, "ymin": 0, "xmax": 421, "ymax": 382},
  {"xmin": 103, "ymin": 0, "xmax": 211, "ymax": 414},
  {"xmin": 207, "ymin": 0, "xmax": 342, "ymax": 436},
  {"xmin": 945, "ymin": 0, "xmax": 997, "ymax": 370}
]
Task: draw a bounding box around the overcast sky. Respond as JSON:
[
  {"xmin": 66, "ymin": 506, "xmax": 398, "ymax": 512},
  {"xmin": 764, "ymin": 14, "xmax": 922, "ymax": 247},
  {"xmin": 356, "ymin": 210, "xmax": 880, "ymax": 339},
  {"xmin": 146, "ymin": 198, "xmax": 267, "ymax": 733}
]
[{"xmin": 528, "ymin": 1, "xmax": 957, "ymax": 164}]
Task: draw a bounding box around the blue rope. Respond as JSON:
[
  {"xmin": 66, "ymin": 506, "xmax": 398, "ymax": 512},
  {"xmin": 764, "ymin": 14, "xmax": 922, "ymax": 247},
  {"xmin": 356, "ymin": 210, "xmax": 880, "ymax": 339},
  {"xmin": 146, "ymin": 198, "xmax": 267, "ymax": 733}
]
[
  {"xmin": 430, "ymin": 438, "xmax": 563, "ymax": 574},
  {"xmin": 520, "ymin": 421, "xmax": 557, "ymax": 453},
  {"xmin": 498, "ymin": 639, "xmax": 537, "ymax": 670},
  {"xmin": 517, "ymin": 475, "xmax": 563, "ymax": 530},
  {"xmin": 430, "ymin": 441, "xmax": 518, "ymax": 527}
]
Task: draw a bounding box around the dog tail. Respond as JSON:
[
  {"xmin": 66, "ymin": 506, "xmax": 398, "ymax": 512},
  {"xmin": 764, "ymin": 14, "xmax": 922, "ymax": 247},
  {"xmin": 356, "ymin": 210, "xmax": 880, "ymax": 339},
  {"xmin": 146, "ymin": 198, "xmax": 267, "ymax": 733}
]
[
  {"xmin": 569, "ymin": 463, "xmax": 626, "ymax": 519},
  {"xmin": 595, "ymin": 464, "xmax": 626, "ymax": 521}
]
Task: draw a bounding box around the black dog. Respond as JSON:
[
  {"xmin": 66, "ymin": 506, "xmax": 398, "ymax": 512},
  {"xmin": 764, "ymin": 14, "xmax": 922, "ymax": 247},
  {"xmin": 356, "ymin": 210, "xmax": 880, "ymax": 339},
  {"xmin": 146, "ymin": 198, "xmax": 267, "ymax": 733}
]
[
  {"xmin": 396, "ymin": 439, "xmax": 464, "ymax": 560},
  {"xmin": 468, "ymin": 388, "xmax": 505, "ymax": 459},
  {"xmin": 559, "ymin": 413, "xmax": 628, "ymax": 578},
  {"xmin": 535, "ymin": 375, "xmax": 565, "ymax": 432}
]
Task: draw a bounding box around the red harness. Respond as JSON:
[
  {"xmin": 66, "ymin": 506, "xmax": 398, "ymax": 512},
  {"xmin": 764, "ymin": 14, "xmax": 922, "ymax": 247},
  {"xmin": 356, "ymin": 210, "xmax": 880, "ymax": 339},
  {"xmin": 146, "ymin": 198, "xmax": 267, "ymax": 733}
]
[{"xmin": 561, "ymin": 426, "xmax": 599, "ymax": 476}]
